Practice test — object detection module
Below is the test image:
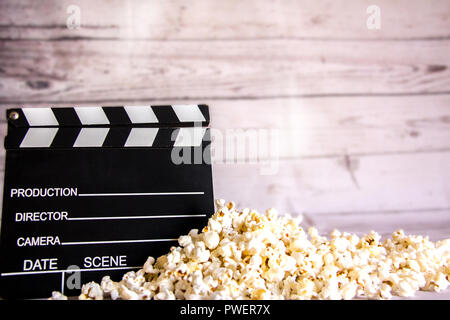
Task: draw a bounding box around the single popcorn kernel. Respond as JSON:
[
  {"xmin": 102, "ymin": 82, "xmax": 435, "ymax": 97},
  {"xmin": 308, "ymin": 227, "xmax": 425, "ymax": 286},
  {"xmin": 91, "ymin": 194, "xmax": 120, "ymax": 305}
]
[{"xmin": 50, "ymin": 200, "xmax": 450, "ymax": 300}]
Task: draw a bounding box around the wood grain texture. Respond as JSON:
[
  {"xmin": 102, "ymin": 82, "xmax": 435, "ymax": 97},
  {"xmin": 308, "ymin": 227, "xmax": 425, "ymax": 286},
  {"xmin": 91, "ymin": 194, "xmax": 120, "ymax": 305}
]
[
  {"xmin": 1, "ymin": 0, "xmax": 449, "ymax": 40},
  {"xmin": 210, "ymin": 95, "xmax": 450, "ymax": 159},
  {"xmin": 0, "ymin": 40, "xmax": 449, "ymax": 103},
  {"xmin": 212, "ymin": 152, "xmax": 450, "ymax": 215}
]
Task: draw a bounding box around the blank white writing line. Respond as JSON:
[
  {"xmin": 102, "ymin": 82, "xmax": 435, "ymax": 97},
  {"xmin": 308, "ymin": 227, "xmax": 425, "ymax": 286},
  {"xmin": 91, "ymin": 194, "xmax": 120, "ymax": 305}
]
[
  {"xmin": 61, "ymin": 238, "xmax": 178, "ymax": 246},
  {"xmin": 1, "ymin": 266, "xmax": 141, "ymax": 277},
  {"xmin": 68, "ymin": 214, "xmax": 206, "ymax": 221},
  {"xmin": 78, "ymin": 192, "xmax": 204, "ymax": 197}
]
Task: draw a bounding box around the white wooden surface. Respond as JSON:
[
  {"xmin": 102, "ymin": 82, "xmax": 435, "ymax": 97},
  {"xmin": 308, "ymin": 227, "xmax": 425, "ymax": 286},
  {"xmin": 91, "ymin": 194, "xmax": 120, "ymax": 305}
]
[
  {"xmin": 0, "ymin": 0, "xmax": 449, "ymax": 299},
  {"xmin": 1, "ymin": 40, "xmax": 449, "ymax": 101},
  {"xmin": 1, "ymin": 0, "xmax": 450, "ymax": 40}
]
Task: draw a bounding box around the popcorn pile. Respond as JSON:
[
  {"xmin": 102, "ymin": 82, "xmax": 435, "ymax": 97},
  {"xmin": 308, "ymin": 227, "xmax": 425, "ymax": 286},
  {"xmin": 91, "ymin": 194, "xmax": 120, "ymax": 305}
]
[{"xmin": 50, "ymin": 200, "xmax": 449, "ymax": 300}]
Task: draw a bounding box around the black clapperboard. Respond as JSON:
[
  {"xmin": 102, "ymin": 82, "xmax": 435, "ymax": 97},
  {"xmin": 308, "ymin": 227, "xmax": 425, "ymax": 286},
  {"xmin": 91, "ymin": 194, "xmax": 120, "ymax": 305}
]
[{"xmin": 0, "ymin": 105, "xmax": 214, "ymax": 299}]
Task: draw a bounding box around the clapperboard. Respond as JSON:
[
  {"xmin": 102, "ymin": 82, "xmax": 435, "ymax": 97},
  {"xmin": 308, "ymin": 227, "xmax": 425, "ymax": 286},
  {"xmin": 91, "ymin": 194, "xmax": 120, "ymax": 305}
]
[{"xmin": 0, "ymin": 105, "xmax": 214, "ymax": 299}]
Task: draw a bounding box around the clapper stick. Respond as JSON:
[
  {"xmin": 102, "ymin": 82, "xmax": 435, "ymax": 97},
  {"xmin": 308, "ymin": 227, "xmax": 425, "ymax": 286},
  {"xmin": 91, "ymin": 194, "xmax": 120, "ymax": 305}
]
[{"xmin": 0, "ymin": 105, "xmax": 214, "ymax": 299}]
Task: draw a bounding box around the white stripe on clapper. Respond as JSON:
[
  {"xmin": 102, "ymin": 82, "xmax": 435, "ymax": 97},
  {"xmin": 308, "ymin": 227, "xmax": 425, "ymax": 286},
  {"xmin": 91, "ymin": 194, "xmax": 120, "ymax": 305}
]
[
  {"xmin": 73, "ymin": 128, "xmax": 109, "ymax": 147},
  {"xmin": 74, "ymin": 107, "xmax": 110, "ymax": 125},
  {"xmin": 22, "ymin": 108, "xmax": 59, "ymax": 126},
  {"xmin": 20, "ymin": 128, "xmax": 59, "ymax": 148},
  {"xmin": 172, "ymin": 105, "xmax": 206, "ymax": 122},
  {"xmin": 124, "ymin": 106, "xmax": 159, "ymax": 123},
  {"xmin": 124, "ymin": 128, "xmax": 159, "ymax": 147},
  {"xmin": 173, "ymin": 127, "xmax": 206, "ymax": 147}
]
